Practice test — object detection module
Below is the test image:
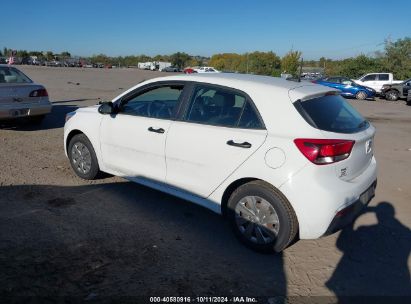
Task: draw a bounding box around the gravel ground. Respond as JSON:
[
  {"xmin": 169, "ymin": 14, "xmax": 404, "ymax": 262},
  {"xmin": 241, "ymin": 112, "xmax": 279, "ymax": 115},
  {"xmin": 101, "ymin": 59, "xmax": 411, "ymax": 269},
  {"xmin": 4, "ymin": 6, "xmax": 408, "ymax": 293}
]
[{"xmin": 0, "ymin": 66, "xmax": 410, "ymax": 301}]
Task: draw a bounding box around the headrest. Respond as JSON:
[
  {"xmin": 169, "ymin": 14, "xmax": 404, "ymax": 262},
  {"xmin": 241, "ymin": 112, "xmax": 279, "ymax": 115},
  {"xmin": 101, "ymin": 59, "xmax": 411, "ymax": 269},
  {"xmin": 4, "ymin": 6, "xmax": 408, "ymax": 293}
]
[{"xmin": 213, "ymin": 92, "xmax": 235, "ymax": 107}]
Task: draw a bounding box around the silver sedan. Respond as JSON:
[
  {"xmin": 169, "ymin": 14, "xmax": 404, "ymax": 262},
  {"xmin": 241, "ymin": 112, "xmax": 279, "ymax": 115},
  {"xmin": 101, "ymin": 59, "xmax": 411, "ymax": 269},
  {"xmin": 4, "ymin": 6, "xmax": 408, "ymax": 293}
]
[{"xmin": 0, "ymin": 65, "xmax": 52, "ymax": 122}]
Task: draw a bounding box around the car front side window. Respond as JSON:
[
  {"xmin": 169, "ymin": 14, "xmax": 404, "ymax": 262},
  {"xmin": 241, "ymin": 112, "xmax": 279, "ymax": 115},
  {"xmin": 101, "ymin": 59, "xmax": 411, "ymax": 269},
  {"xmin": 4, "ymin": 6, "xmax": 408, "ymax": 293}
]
[
  {"xmin": 362, "ymin": 74, "xmax": 376, "ymax": 82},
  {"xmin": 120, "ymin": 85, "xmax": 183, "ymax": 119}
]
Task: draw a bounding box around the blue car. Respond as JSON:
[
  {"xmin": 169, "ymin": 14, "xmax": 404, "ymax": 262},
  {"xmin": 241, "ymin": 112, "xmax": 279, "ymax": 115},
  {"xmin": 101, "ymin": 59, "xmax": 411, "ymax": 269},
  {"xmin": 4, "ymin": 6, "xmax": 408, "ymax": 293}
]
[{"xmin": 315, "ymin": 76, "xmax": 376, "ymax": 100}]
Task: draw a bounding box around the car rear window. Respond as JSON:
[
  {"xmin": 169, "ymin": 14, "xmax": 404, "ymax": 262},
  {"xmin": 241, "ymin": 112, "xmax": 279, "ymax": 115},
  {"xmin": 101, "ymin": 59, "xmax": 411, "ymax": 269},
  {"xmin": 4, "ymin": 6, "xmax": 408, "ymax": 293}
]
[
  {"xmin": 0, "ymin": 67, "xmax": 32, "ymax": 83},
  {"xmin": 294, "ymin": 94, "xmax": 369, "ymax": 134}
]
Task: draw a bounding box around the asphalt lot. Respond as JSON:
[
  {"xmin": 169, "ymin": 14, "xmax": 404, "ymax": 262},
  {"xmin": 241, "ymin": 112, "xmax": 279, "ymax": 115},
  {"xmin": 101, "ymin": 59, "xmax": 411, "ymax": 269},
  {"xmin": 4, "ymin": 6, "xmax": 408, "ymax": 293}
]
[{"xmin": 0, "ymin": 66, "xmax": 410, "ymax": 300}]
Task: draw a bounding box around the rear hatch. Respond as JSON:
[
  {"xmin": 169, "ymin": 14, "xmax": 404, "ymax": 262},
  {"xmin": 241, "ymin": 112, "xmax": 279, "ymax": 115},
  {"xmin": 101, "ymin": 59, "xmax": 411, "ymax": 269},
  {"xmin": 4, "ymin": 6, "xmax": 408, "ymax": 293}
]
[
  {"xmin": 0, "ymin": 84, "xmax": 47, "ymax": 105},
  {"xmin": 292, "ymin": 91, "xmax": 375, "ymax": 181}
]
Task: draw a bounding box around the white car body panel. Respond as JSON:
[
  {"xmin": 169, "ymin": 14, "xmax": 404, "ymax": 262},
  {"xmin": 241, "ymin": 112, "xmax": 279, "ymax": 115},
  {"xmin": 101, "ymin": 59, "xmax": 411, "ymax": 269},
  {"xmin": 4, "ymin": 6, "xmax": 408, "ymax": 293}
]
[
  {"xmin": 165, "ymin": 121, "xmax": 267, "ymax": 198},
  {"xmin": 100, "ymin": 115, "xmax": 171, "ymax": 182},
  {"xmin": 64, "ymin": 73, "xmax": 377, "ymax": 239}
]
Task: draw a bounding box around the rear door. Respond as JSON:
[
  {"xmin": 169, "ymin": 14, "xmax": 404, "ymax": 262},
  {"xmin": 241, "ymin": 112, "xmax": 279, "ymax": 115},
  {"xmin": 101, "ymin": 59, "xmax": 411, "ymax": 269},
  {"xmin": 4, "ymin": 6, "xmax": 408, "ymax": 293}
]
[{"xmin": 165, "ymin": 83, "xmax": 267, "ymax": 198}]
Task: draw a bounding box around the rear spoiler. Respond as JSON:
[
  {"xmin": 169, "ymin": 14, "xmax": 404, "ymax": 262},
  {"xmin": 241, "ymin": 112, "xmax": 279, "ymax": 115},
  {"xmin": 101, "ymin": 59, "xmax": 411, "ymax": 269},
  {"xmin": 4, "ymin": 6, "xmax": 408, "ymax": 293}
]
[{"xmin": 288, "ymin": 84, "xmax": 339, "ymax": 103}]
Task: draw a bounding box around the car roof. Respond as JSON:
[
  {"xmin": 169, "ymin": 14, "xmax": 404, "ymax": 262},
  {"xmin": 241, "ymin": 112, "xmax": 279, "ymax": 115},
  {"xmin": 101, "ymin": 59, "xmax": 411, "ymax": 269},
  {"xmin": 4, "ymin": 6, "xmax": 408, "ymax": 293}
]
[
  {"xmin": 145, "ymin": 73, "xmax": 320, "ymax": 93},
  {"xmin": 135, "ymin": 73, "xmax": 337, "ymax": 105}
]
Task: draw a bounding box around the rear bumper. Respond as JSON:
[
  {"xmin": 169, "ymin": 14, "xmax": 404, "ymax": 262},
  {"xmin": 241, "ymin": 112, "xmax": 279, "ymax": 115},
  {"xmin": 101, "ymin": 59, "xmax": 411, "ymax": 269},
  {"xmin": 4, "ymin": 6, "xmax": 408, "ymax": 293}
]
[
  {"xmin": 323, "ymin": 180, "xmax": 377, "ymax": 236},
  {"xmin": 279, "ymin": 156, "xmax": 377, "ymax": 239},
  {"xmin": 0, "ymin": 101, "xmax": 52, "ymax": 120}
]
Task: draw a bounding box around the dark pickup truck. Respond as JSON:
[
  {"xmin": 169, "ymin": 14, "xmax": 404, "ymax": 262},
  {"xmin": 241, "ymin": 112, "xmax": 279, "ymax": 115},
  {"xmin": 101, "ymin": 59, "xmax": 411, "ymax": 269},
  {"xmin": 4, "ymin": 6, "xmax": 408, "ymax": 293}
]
[{"xmin": 381, "ymin": 78, "xmax": 411, "ymax": 102}]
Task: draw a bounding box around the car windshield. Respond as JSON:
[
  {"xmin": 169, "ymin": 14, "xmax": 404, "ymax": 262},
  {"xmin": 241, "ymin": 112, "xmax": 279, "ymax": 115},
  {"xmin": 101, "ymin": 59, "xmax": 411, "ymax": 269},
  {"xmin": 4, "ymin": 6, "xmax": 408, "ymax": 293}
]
[
  {"xmin": 0, "ymin": 67, "xmax": 32, "ymax": 83},
  {"xmin": 295, "ymin": 94, "xmax": 369, "ymax": 134}
]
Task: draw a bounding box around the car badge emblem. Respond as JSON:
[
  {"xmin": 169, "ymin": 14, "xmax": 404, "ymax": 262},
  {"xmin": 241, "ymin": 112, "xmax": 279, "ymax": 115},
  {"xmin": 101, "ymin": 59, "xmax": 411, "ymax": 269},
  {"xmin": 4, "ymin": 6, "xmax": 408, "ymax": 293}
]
[{"xmin": 365, "ymin": 140, "xmax": 373, "ymax": 154}]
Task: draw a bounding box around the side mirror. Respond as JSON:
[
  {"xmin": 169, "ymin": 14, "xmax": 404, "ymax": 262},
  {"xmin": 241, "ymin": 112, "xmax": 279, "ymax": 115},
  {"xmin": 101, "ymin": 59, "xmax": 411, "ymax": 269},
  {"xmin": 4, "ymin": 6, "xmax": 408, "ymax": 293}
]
[{"xmin": 98, "ymin": 101, "xmax": 115, "ymax": 114}]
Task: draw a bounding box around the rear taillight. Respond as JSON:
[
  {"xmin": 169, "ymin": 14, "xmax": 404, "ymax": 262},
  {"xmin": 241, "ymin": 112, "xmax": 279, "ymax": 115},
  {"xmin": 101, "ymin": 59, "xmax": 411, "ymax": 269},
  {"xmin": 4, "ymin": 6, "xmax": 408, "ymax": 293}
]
[
  {"xmin": 29, "ymin": 88, "xmax": 48, "ymax": 97},
  {"xmin": 294, "ymin": 138, "xmax": 355, "ymax": 165}
]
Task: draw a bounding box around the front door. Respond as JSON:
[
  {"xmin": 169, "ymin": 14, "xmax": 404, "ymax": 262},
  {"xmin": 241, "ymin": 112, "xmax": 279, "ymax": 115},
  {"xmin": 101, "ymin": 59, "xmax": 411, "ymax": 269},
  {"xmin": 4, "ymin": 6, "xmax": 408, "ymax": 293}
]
[
  {"xmin": 360, "ymin": 74, "xmax": 378, "ymax": 91},
  {"xmin": 100, "ymin": 83, "xmax": 185, "ymax": 182}
]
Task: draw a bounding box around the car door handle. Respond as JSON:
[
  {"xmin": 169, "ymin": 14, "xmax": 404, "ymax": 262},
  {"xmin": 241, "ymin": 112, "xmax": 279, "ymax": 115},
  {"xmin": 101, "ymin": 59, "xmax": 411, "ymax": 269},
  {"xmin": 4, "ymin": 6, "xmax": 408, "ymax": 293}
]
[
  {"xmin": 226, "ymin": 140, "xmax": 252, "ymax": 148},
  {"xmin": 148, "ymin": 127, "xmax": 165, "ymax": 134}
]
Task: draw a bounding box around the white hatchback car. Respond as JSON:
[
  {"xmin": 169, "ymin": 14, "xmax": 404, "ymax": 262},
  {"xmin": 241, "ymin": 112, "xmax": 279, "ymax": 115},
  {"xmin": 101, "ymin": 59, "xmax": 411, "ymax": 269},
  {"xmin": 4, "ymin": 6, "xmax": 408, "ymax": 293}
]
[{"xmin": 64, "ymin": 74, "xmax": 377, "ymax": 252}]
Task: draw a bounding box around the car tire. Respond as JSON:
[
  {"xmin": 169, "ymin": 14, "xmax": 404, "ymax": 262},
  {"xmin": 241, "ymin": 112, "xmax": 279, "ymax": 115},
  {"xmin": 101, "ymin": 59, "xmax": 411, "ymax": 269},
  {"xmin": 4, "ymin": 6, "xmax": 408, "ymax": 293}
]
[
  {"xmin": 385, "ymin": 90, "xmax": 399, "ymax": 101},
  {"xmin": 68, "ymin": 133, "xmax": 100, "ymax": 180},
  {"xmin": 355, "ymin": 91, "xmax": 367, "ymax": 100},
  {"xmin": 227, "ymin": 180, "xmax": 298, "ymax": 253}
]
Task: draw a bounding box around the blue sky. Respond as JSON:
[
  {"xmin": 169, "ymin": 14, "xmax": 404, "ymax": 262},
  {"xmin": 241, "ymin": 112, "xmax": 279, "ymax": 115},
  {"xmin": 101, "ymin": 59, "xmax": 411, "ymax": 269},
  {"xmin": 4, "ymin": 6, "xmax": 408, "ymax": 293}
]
[{"xmin": 1, "ymin": 0, "xmax": 410, "ymax": 59}]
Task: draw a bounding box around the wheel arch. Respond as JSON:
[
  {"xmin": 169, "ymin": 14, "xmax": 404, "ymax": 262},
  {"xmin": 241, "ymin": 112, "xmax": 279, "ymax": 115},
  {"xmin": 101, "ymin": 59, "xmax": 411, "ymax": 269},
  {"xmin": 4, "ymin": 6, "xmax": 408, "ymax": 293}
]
[
  {"xmin": 221, "ymin": 178, "xmax": 259, "ymax": 217},
  {"xmin": 385, "ymin": 88, "xmax": 400, "ymax": 100},
  {"xmin": 221, "ymin": 177, "xmax": 295, "ymax": 218},
  {"xmin": 66, "ymin": 129, "xmax": 84, "ymax": 154}
]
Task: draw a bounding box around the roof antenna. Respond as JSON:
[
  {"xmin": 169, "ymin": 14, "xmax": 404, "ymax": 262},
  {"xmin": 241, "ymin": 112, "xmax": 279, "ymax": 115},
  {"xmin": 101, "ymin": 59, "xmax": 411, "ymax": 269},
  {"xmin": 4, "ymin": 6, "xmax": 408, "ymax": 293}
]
[{"xmin": 298, "ymin": 58, "xmax": 303, "ymax": 82}]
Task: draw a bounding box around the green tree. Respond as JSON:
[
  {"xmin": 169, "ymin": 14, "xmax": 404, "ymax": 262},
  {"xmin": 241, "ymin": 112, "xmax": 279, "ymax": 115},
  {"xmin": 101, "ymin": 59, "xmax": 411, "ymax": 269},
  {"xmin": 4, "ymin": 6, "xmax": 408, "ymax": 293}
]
[
  {"xmin": 60, "ymin": 51, "xmax": 71, "ymax": 61},
  {"xmin": 170, "ymin": 52, "xmax": 191, "ymax": 69},
  {"xmin": 28, "ymin": 51, "xmax": 43, "ymax": 58},
  {"xmin": 3, "ymin": 47, "xmax": 11, "ymax": 57},
  {"xmin": 247, "ymin": 51, "xmax": 281, "ymax": 75},
  {"xmin": 281, "ymin": 50, "xmax": 302, "ymax": 76},
  {"xmin": 319, "ymin": 57, "xmax": 327, "ymax": 69},
  {"xmin": 17, "ymin": 50, "xmax": 29, "ymax": 58},
  {"xmin": 382, "ymin": 37, "xmax": 411, "ymax": 79},
  {"xmin": 209, "ymin": 51, "xmax": 280, "ymax": 75},
  {"xmin": 90, "ymin": 53, "xmax": 113, "ymax": 65},
  {"xmin": 45, "ymin": 51, "xmax": 54, "ymax": 61},
  {"xmin": 336, "ymin": 55, "xmax": 381, "ymax": 78},
  {"xmin": 153, "ymin": 54, "xmax": 171, "ymax": 62}
]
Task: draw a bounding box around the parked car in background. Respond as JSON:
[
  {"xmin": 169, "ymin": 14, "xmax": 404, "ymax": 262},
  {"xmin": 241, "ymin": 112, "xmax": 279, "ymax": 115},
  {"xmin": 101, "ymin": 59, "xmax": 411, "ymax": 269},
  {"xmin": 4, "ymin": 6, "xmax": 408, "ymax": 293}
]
[
  {"xmin": 31, "ymin": 58, "xmax": 42, "ymax": 66},
  {"xmin": 0, "ymin": 57, "xmax": 6, "ymax": 64},
  {"xmin": 381, "ymin": 78, "xmax": 411, "ymax": 101},
  {"xmin": 194, "ymin": 66, "xmax": 220, "ymax": 73},
  {"xmin": 0, "ymin": 65, "xmax": 52, "ymax": 123},
  {"xmin": 184, "ymin": 67, "xmax": 197, "ymax": 74},
  {"xmin": 45, "ymin": 60, "xmax": 62, "ymax": 67},
  {"xmin": 314, "ymin": 76, "xmax": 376, "ymax": 100},
  {"xmin": 160, "ymin": 66, "xmax": 181, "ymax": 72},
  {"xmin": 64, "ymin": 73, "xmax": 377, "ymax": 252},
  {"xmin": 355, "ymin": 73, "xmax": 402, "ymax": 93}
]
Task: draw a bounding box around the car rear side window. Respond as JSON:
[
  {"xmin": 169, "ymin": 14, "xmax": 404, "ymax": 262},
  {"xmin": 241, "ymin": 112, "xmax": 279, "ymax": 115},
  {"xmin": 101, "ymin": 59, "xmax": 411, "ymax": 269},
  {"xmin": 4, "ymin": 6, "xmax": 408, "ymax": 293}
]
[
  {"xmin": 295, "ymin": 94, "xmax": 369, "ymax": 134},
  {"xmin": 184, "ymin": 85, "xmax": 263, "ymax": 129},
  {"xmin": 378, "ymin": 74, "xmax": 389, "ymax": 81}
]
